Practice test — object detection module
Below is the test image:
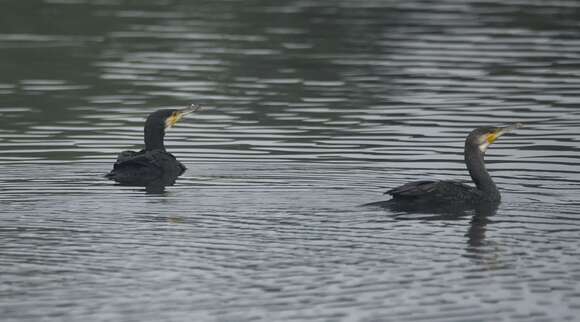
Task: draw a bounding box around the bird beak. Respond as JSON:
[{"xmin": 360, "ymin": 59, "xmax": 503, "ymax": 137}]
[
  {"xmin": 180, "ymin": 103, "xmax": 201, "ymax": 117},
  {"xmin": 165, "ymin": 104, "xmax": 201, "ymax": 128},
  {"xmin": 487, "ymin": 122, "xmax": 523, "ymax": 144}
]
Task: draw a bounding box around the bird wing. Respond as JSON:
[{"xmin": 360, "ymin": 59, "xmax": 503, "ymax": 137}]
[
  {"xmin": 105, "ymin": 152, "xmax": 162, "ymax": 182},
  {"xmin": 385, "ymin": 180, "xmax": 438, "ymax": 196},
  {"xmin": 106, "ymin": 149, "xmax": 185, "ymax": 183},
  {"xmin": 109, "ymin": 151, "xmax": 164, "ymax": 178},
  {"xmin": 386, "ymin": 180, "xmax": 473, "ymax": 199},
  {"xmin": 115, "ymin": 153, "xmax": 158, "ymax": 168},
  {"xmin": 112, "ymin": 150, "xmax": 184, "ymax": 173},
  {"xmin": 115, "ymin": 150, "xmax": 139, "ymax": 163}
]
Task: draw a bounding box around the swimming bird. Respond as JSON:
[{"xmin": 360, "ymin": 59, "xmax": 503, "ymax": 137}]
[
  {"xmin": 365, "ymin": 123, "xmax": 522, "ymax": 211},
  {"xmin": 106, "ymin": 104, "xmax": 200, "ymax": 185}
]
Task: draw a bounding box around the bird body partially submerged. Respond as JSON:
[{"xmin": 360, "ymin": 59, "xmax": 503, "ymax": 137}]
[
  {"xmin": 365, "ymin": 123, "xmax": 522, "ymax": 211},
  {"xmin": 105, "ymin": 149, "xmax": 185, "ymax": 185},
  {"xmin": 386, "ymin": 179, "xmax": 486, "ymax": 203},
  {"xmin": 106, "ymin": 104, "xmax": 199, "ymax": 187}
]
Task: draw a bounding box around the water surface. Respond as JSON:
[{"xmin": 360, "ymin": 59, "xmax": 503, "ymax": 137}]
[{"xmin": 1, "ymin": 0, "xmax": 580, "ymax": 321}]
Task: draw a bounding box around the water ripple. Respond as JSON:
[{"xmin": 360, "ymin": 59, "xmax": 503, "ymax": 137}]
[{"xmin": 1, "ymin": 0, "xmax": 580, "ymax": 321}]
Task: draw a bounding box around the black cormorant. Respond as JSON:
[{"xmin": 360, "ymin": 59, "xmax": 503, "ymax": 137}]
[
  {"xmin": 106, "ymin": 104, "xmax": 199, "ymax": 186},
  {"xmin": 365, "ymin": 123, "xmax": 522, "ymax": 211}
]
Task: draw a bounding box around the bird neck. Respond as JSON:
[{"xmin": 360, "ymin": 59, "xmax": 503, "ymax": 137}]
[
  {"xmin": 465, "ymin": 144, "xmax": 499, "ymax": 198},
  {"xmin": 144, "ymin": 120, "xmax": 166, "ymax": 151}
]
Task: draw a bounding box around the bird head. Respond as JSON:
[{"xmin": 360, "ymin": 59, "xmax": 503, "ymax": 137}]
[
  {"xmin": 163, "ymin": 104, "xmax": 201, "ymax": 129},
  {"xmin": 467, "ymin": 123, "xmax": 523, "ymax": 153},
  {"xmin": 143, "ymin": 104, "xmax": 201, "ymax": 151},
  {"xmin": 144, "ymin": 104, "xmax": 201, "ymax": 131}
]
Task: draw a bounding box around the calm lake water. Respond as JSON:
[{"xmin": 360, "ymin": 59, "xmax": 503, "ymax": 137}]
[{"xmin": 1, "ymin": 0, "xmax": 580, "ymax": 321}]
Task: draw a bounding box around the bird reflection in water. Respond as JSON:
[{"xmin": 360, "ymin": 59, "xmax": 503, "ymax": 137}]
[
  {"xmin": 106, "ymin": 104, "xmax": 201, "ymax": 193},
  {"xmin": 388, "ymin": 202, "xmax": 500, "ymax": 266}
]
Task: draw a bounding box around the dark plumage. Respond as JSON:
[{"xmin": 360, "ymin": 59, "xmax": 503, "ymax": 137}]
[
  {"xmin": 106, "ymin": 105, "xmax": 199, "ymax": 186},
  {"xmin": 365, "ymin": 123, "xmax": 522, "ymax": 211}
]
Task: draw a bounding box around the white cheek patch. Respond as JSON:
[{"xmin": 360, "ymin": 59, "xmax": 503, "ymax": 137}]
[
  {"xmin": 479, "ymin": 141, "xmax": 490, "ymax": 153},
  {"xmin": 165, "ymin": 117, "xmax": 173, "ymax": 128}
]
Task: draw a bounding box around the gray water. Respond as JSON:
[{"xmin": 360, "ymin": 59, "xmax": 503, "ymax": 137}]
[{"xmin": 1, "ymin": 0, "xmax": 580, "ymax": 321}]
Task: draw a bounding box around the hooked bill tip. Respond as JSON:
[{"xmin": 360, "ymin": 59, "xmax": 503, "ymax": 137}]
[
  {"xmin": 180, "ymin": 103, "xmax": 201, "ymax": 115},
  {"xmin": 501, "ymin": 122, "xmax": 523, "ymax": 133}
]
